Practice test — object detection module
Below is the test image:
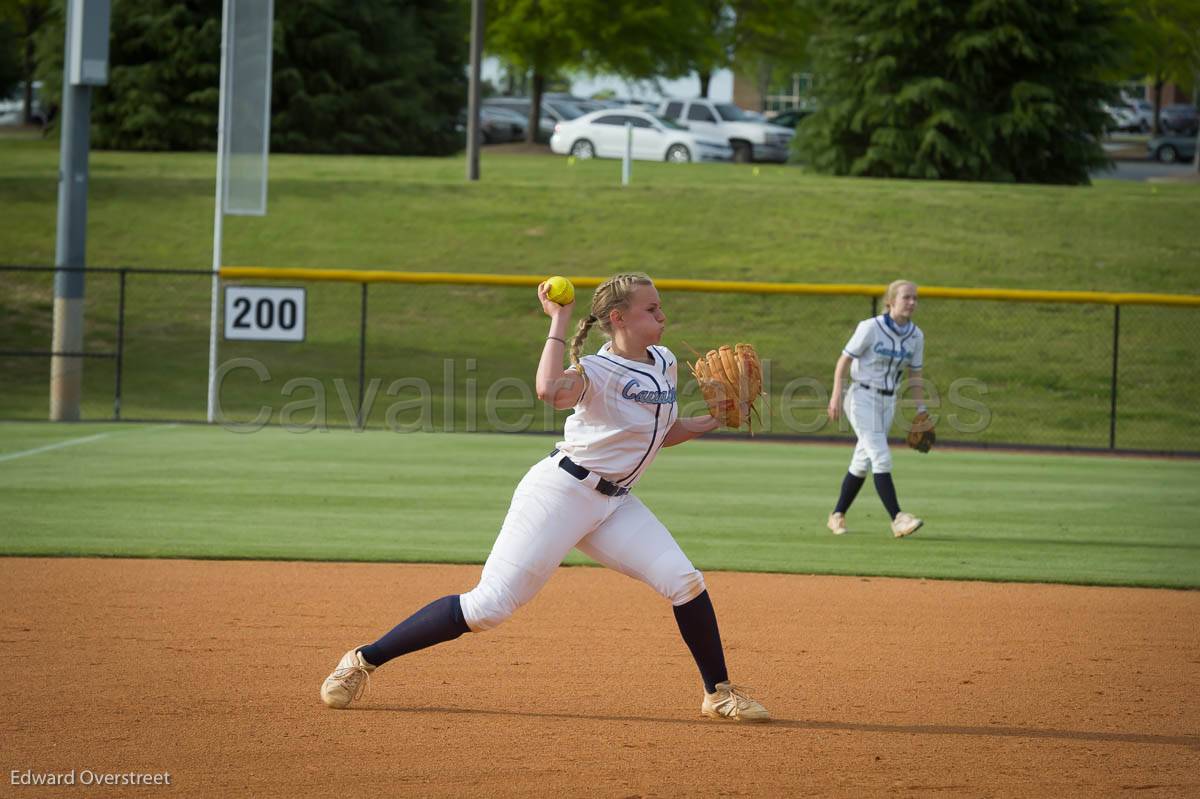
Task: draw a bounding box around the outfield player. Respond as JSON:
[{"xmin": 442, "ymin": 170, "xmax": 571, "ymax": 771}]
[
  {"xmin": 825, "ymin": 280, "xmax": 926, "ymax": 538},
  {"xmin": 321, "ymin": 273, "xmax": 769, "ymax": 722}
]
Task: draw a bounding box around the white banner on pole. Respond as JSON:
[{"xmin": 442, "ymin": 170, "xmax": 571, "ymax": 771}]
[
  {"xmin": 208, "ymin": 0, "xmax": 275, "ymax": 423},
  {"xmin": 223, "ymin": 0, "xmax": 273, "ymax": 216}
]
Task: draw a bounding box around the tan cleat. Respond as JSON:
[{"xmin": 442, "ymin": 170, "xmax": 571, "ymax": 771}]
[
  {"xmin": 827, "ymin": 512, "xmax": 848, "ymax": 535},
  {"xmin": 321, "ymin": 648, "xmax": 375, "ymax": 709},
  {"xmin": 702, "ymin": 681, "xmax": 770, "ymax": 723},
  {"xmin": 891, "ymin": 512, "xmax": 923, "ymax": 538}
]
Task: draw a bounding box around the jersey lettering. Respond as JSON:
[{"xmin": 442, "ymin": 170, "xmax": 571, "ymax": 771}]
[
  {"xmin": 872, "ymin": 342, "xmax": 914, "ymax": 361},
  {"xmin": 845, "ymin": 316, "xmax": 924, "ymax": 393},
  {"xmin": 622, "ymin": 379, "xmax": 677, "ymax": 405}
]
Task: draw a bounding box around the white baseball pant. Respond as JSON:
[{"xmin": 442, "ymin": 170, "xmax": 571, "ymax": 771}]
[
  {"xmin": 845, "ymin": 384, "xmax": 897, "ymax": 476},
  {"xmin": 459, "ymin": 454, "xmax": 706, "ymax": 632}
]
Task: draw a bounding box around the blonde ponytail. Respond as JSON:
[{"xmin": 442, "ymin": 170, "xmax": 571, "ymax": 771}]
[{"xmin": 569, "ymin": 315, "xmax": 596, "ymax": 370}]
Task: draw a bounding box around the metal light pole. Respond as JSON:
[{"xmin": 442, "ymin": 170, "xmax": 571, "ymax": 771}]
[
  {"xmin": 50, "ymin": 0, "xmax": 110, "ymax": 421},
  {"xmin": 466, "ymin": 0, "xmax": 485, "ymax": 181}
]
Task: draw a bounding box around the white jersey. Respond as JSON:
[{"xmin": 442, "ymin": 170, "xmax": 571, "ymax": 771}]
[
  {"xmin": 555, "ymin": 342, "xmax": 678, "ymax": 488},
  {"xmin": 843, "ymin": 314, "xmax": 924, "ymax": 393}
]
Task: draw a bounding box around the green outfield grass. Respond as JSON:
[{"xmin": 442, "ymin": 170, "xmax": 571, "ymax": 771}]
[
  {"xmin": 2, "ymin": 422, "xmax": 1196, "ymax": 588},
  {"xmin": 2, "ymin": 137, "xmax": 1198, "ymax": 450}
]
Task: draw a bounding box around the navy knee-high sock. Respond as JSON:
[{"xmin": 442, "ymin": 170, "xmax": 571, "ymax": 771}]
[
  {"xmin": 673, "ymin": 590, "xmax": 728, "ymax": 694},
  {"xmin": 873, "ymin": 472, "xmax": 901, "ymax": 519},
  {"xmin": 834, "ymin": 472, "xmax": 866, "ymax": 514},
  {"xmin": 358, "ymin": 595, "xmax": 470, "ymax": 667}
]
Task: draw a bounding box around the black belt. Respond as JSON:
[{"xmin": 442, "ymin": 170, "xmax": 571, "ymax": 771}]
[
  {"xmin": 550, "ymin": 450, "xmax": 630, "ymax": 496},
  {"xmin": 856, "ymin": 383, "xmax": 894, "ymax": 396}
]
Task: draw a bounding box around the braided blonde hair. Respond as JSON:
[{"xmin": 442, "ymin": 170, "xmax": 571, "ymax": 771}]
[
  {"xmin": 883, "ymin": 279, "xmax": 917, "ymax": 311},
  {"xmin": 569, "ymin": 272, "xmax": 655, "ymax": 369}
]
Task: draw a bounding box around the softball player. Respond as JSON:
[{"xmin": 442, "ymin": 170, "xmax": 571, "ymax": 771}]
[
  {"xmin": 321, "ymin": 273, "xmax": 769, "ymax": 722},
  {"xmin": 825, "ymin": 280, "xmax": 926, "ymax": 538}
]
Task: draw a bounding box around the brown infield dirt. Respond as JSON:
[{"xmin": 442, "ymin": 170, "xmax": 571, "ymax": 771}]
[{"xmin": 1, "ymin": 558, "xmax": 1197, "ymax": 798}]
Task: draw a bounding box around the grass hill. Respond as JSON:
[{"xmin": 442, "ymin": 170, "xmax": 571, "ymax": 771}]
[{"xmin": 1, "ymin": 135, "xmax": 1196, "ymax": 450}]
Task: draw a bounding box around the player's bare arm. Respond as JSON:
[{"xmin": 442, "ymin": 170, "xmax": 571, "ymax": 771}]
[
  {"xmin": 535, "ymin": 281, "xmax": 585, "ymax": 409},
  {"xmin": 661, "ymin": 414, "xmax": 721, "ymax": 447},
  {"xmin": 828, "ymin": 353, "xmax": 853, "ymax": 420}
]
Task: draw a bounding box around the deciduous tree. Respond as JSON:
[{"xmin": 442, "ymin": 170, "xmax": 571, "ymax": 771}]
[
  {"xmin": 1120, "ymin": 0, "xmax": 1200, "ymax": 135},
  {"xmin": 486, "ymin": 0, "xmax": 705, "ymax": 141}
]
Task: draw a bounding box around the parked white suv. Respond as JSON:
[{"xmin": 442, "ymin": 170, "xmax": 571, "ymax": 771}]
[{"xmin": 657, "ymin": 98, "xmax": 794, "ymax": 163}]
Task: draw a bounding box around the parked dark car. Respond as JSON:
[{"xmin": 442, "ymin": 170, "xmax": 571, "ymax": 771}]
[
  {"xmin": 480, "ymin": 106, "xmax": 527, "ymax": 143},
  {"xmin": 1146, "ymin": 134, "xmax": 1197, "ymax": 163},
  {"xmin": 1159, "ymin": 104, "xmax": 1198, "ymax": 135},
  {"xmin": 765, "ymin": 109, "xmax": 812, "ymax": 129},
  {"xmin": 458, "ymin": 106, "xmax": 529, "ymax": 144},
  {"xmin": 483, "ymin": 97, "xmax": 586, "ymax": 142}
]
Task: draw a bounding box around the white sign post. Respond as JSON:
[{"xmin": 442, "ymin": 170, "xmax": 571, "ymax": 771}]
[
  {"xmin": 622, "ymin": 122, "xmax": 632, "ymax": 186},
  {"xmin": 207, "ymin": 0, "xmax": 274, "ymax": 422}
]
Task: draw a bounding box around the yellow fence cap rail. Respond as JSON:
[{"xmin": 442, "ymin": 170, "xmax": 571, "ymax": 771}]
[{"xmin": 218, "ymin": 268, "xmax": 1200, "ymax": 308}]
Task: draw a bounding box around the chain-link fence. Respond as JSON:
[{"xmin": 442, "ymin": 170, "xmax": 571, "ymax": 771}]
[{"xmin": 2, "ymin": 265, "xmax": 1197, "ymax": 454}]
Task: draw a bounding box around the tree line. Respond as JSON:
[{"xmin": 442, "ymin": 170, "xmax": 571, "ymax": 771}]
[{"xmin": 1, "ymin": 0, "xmax": 1197, "ymax": 183}]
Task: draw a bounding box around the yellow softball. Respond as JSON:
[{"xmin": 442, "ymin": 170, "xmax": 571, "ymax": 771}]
[{"xmin": 545, "ymin": 275, "xmax": 575, "ymax": 305}]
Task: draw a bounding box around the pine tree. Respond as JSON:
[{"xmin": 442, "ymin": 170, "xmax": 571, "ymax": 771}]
[
  {"xmin": 799, "ymin": 0, "xmax": 1123, "ymax": 184},
  {"xmin": 272, "ymin": 0, "xmax": 468, "ymax": 155},
  {"xmin": 35, "ymin": 0, "xmax": 468, "ymax": 155},
  {"xmin": 0, "ymin": 17, "xmax": 22, "ymax": 100}
]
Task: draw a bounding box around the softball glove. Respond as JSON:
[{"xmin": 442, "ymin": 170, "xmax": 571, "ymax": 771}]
[
  {"xmin": 689, "ymin": 343, "xmax": 764, "ymax": 431},
  {"xmin": 907, "ymin": 411, "xmax": 936, "ymax": 453}
]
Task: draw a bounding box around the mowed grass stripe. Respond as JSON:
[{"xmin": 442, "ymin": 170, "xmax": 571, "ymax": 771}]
[
  {"xmin": 0, "ymin": 423, "xmax": 1195, "ymax": 588},
  {"xmin": 0, "ymin": 422, "xmax": 178, "ymax": 461}
]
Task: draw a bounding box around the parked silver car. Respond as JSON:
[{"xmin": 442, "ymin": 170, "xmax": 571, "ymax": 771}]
[{"xmin": 1147, "ymin": 134, "xmax": 1197, "ymax": 163}]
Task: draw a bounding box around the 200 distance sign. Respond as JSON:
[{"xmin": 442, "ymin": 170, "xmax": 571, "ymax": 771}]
[{"xmin": 224, "ymin": 286, "xmax": 306, "ymax": 342}]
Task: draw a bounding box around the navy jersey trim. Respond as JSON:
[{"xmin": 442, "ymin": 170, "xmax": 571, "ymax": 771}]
[
  {"xmin": 873, "ymin": 317, "xmax": 900, "ymax": 392},
  {"xmin": 899, "ymin": 328, "xmax": 920, "ymax": 378},
  {"xmin": 874, "ymin": 317, "xmax": 922, "ymax": 392},
  {"xmin": 642, "ymin": 349, "xmax": 677, "ymax": 480},
  {"xmin": 649, "ymin": 346, "xmax": 677, "ymax": 459},
  {"xmin": 594, "ymin": 354, "xmax": 664, "ymax": 485},
  {"xmin": 883, "ymin": 313, "xmax": 914, "ymax": 337},
  {"xmin": 584, "ymin": 357, "xmax": 625, "ymax": 382},
  {"xmin": 652, "ymin": 345, "xmax": 675, "ymax": 374},
  {"xmin": 651, "ymin": 346, "xmax": 670, "ymax": 375}
]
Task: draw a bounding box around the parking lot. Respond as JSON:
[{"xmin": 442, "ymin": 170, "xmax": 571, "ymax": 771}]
[{"xmin": 1096, "ymin": 158, "xmax": 1198, "ymax": 181}]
